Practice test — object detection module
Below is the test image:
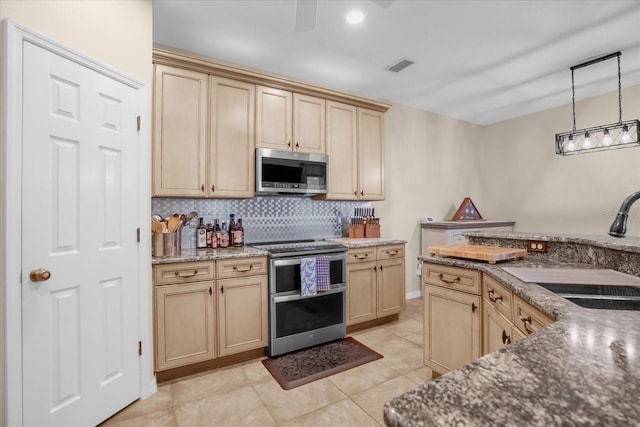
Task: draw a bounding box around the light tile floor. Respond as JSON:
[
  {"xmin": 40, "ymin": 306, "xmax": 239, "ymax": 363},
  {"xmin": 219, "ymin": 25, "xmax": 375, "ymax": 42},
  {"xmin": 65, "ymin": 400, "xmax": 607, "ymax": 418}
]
[{"xmin": 100, "ymin": 297, "xmax": 430, "ymax": 427}]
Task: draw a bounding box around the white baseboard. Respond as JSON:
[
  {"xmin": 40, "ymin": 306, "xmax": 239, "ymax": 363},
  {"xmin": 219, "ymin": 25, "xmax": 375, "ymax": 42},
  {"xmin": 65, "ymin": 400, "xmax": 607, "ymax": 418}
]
[
  {"xmin": 406, "ymin": 290, "xmax": 422, "ymax": 300},
  {"xmin": 140, "ymin": 376, "xmax": 157, "ymax": 400}
]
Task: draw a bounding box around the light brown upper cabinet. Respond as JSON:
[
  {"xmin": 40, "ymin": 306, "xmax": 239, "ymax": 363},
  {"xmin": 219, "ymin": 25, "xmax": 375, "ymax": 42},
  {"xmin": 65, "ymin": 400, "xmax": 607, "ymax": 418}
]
[
  {"xmin": 323, "ymin": 102, "xmax": 385, "ymax": 200},
  {"xmin": 208, "ymin": 76, "xmax": 255, "ymax": 198},
  {"xmin": 358, "ymin": 108, "xmax": 385, "ymax": 200},
  {"xmin": 256, "ymin": 86, "xmax": 325, "ymax": 154},
  {"xmin": 153, "ymin": 64, "xmax": 255, "ymax": 198},
  {"xmin": 153, "ymin": 65, "xmax": 208, "ymax": 197}
]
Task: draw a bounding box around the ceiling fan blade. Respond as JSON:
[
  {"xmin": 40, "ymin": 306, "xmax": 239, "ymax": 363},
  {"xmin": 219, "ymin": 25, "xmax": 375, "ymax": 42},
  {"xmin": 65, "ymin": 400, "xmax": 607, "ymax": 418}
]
[
  {"xmin": 370, "ymin": 0, "xmax": 396, "ymax": 8},
  {"xmin": 295, "ymin": 0, "xmax": 318, "ymax": 32}
]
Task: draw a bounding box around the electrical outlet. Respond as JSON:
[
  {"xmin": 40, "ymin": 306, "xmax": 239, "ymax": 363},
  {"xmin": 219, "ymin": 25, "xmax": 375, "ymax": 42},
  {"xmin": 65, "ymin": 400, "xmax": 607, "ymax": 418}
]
[
  {"xmin": 527, "ymin": 240, "xmax": 548, "ymax": 253},
  {"xmin": 416, "ymin": 263, "xmax": 422, "ymax": 276}
]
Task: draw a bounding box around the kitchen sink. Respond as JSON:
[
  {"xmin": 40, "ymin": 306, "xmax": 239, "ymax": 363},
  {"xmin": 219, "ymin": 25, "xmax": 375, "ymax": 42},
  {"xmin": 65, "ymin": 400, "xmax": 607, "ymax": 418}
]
[{"xmin": 538, "ymin": 283, "xmax": 640, "ymax": 311}]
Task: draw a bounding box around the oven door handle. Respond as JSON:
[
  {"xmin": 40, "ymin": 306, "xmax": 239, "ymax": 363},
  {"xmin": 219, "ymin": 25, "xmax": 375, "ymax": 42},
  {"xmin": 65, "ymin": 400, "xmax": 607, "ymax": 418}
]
[{"xmin": 272, "ymin": 284, "xmax": 346, "ymax": 303}]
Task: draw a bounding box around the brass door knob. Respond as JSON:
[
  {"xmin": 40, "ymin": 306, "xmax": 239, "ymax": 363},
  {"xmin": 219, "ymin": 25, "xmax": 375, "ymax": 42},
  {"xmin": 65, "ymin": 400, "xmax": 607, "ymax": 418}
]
[{"xmin": 30, "ymin": 268, "xmax": 51, "ymax": 282}]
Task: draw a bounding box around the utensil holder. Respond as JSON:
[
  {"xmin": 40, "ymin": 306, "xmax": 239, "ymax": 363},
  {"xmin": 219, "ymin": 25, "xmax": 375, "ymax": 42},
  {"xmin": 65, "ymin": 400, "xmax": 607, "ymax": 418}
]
[{"xmin": 153, "ymin": 231, "xmax": 181, "ymax": 257}]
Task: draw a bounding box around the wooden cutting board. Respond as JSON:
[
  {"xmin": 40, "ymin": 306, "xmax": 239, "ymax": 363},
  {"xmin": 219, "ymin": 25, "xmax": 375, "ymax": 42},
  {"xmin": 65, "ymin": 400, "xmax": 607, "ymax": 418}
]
[{"xmin": 428, "ymin": 244, "xmax": 526, "ymax": 264}]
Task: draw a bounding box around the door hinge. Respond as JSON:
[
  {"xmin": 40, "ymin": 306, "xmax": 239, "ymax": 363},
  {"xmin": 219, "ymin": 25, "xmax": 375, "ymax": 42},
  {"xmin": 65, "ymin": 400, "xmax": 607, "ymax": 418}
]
[
  {"xmin": 136, "ymin": 115, "xmax": 141, "ymax": 131},
  {"xmin": 138, "ymin": 341, "xmax": 142, "ymax": 356},
  {"xmin": 136, "ymin": 227, "xmax": 140, "ymax": 243}
]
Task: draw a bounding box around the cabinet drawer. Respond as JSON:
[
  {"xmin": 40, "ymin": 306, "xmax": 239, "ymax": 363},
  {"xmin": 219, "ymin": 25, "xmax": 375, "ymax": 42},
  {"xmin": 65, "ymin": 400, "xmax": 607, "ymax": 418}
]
[
  {"xmin": 347, "ymin": 247, "xmax": 376, "ymax": 264},
  {"xmin": 513, "ymin": 296, "xmax": 552, "ymax": 336},
  {"xmin": 154, "ymin": 261, "xmax": 215, "ymax": 285},
  {"xmin": 483, "ymin": 275, "xmax": 513, "ymax": 320},
  {"xmin": 423, "ymin": 263, "xmax": 481, "ymax": 295},
  {"xmin": 376, "ymin": 244, "xmax": 405, "ymax": 260},
  {"xmin": 217, "ymin": 257, "xmax": 267, "ymax": 279}
]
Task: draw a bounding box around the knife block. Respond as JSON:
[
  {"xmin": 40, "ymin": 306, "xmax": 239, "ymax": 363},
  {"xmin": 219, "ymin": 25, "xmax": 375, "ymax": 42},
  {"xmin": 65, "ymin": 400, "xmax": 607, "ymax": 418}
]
[
  {"xmin": 365, "ymin": 223, "xmax": 380, "ymax": 238},
  {"xmin": 348, "ymin": 224, "xmax": 365, "ymax": 238}
]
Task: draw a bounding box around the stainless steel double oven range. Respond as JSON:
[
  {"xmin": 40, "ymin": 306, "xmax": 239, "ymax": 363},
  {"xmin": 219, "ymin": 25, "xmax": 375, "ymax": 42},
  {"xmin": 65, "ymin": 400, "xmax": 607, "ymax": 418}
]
[{"xmin": 251, "ymin": 240, "xmax": 348, "ymax": 357}]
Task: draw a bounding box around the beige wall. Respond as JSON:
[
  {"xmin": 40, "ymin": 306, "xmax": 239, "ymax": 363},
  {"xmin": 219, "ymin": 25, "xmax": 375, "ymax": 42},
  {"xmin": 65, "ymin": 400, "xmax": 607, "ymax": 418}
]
[
  {"xmin": 377, "ymin": 84, "xmax": 640, "ymax": 295},
  {"xmin": 0, "ymin": 1, "xmax": 153, "ymax": 423},
  {"xmin": 375, "ymin": 104, "xmax": 481, "ymax": 294},
  {"xmin": 472, "ymin": 84, "xmax": 640, "ymax": 234}
]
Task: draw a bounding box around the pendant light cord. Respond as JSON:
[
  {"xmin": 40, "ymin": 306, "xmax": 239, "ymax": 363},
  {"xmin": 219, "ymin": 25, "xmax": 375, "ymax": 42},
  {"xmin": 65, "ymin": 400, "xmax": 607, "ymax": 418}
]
[
  {"xmin": 618, "ymin": 53, "xmax": 622, "ymax": 124},
  {"xmin": 569, "ymin": 51, "xmax": 622, "ymax": 132}
]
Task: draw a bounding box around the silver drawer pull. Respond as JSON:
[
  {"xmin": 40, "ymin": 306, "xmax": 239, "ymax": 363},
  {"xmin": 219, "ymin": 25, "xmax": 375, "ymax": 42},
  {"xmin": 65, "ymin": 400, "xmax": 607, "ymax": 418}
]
[
  {"xmin": 174, "ymin": 270, "xmax": 198, "ymax": 278},
  {"xmin": 233, "ymin": 265, "xmax": 253, "ymax": 273}
]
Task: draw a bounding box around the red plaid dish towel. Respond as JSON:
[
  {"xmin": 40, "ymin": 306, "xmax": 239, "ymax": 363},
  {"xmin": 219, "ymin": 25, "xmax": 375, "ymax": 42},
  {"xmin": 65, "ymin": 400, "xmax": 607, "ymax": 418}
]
[{"xmin": 316, "ymin": 256, "xmax": 331, "ymax": 292}]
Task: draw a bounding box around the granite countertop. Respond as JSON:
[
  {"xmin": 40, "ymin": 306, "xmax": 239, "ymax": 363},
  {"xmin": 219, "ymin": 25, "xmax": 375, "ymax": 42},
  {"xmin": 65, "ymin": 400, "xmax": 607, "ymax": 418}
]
[
  {"xmin": 465, "ymin": 230, "xmax": 640, "ymax": 255},
  {"xmin": 385, "ymin": 242, "xmax": 640, "ymax": 426},
  {"xmin": 152, "ymin": 246, "xmax": 267, "ymax": 265},
  {"xmin": 327, "ymin": 237, "xmax": 407, "ymax": 248}
]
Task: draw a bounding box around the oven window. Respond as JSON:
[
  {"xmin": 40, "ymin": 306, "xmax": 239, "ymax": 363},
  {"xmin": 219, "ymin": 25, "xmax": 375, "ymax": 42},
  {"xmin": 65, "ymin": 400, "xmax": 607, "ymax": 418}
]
[
  {"xmin": 274, "ymin": 264, "xmax": 300, "ymax": 293},
  {"xmin": 275, "ymin": 292, "xmax": 344, "ymax": 338},
  {"xmin": 330, "ymin": 259, "xmax": 344, "ymax": 285}
]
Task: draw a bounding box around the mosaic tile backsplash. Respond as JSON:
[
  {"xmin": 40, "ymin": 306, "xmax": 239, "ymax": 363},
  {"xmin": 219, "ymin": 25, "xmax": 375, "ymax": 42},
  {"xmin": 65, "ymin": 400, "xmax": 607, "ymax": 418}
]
[{"xmin": 152, "ymin": 197, "xmax": 370, "ymax": 243}]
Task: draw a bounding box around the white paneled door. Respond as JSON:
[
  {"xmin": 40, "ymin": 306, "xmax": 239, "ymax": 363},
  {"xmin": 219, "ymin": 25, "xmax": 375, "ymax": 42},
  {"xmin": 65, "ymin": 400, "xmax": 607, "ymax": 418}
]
[{"xmin": 21, "ymin": 40, "xmax": 140, "ymax": 426}]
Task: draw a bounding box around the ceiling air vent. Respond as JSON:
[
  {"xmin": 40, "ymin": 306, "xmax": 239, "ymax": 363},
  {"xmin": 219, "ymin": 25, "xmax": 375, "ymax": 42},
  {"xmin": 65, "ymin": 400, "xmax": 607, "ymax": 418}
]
[{"xmin": 386, "ymin": 58, "xmax": 414, "ymax": 73}]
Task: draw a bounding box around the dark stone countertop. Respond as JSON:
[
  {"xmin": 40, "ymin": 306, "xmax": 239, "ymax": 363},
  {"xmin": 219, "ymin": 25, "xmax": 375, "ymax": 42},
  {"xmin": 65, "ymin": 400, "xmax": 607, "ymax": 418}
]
[{"xmin": 384, "ymin": 235, "xmax": 640, "ymax": 426}]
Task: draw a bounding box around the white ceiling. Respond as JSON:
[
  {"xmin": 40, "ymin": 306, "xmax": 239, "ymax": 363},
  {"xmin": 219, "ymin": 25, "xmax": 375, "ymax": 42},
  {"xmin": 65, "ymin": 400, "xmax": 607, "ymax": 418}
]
[{"xmin": 153, "ymin": 0, "xmax": 640, "ymax": 125}]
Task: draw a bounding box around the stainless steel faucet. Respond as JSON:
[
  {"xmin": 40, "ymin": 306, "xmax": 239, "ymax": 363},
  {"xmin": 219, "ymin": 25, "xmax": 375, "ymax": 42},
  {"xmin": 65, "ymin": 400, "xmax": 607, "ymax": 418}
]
[{"xmin": 609, "ymin": 191, "xmax": 640, "ymax": 238}]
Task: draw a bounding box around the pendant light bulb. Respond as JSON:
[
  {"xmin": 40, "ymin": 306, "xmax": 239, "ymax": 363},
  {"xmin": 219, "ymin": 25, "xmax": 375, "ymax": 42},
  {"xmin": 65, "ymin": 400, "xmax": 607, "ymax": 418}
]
[
  {"xmin": 583, "ymin": 131, "xmax": 591, "ymax": 149},
  {"xmin": 602, "ymin": 128, "xmax": 612, "ymax": 146},
  {"xmin": 566, "ymin": 135, "xmax": 576, "ymax": 151},
  {"xmin": 621, "ymin": 125, "xmax": 631, "ymax": 143}
]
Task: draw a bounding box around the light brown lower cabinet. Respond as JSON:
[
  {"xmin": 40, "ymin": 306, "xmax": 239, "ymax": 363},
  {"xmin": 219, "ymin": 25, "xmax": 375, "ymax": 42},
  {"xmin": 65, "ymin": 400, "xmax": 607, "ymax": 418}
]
[
  {"xmin": 481, "ymin": 274, "xmax": 552, "ymax": 356},
  {"xmin": 346, "ymin": 260, "xmax": 378, "ymax": 325},
  {"xmin": 154, "ymin": 258, "xmax": 267, "ymax": 372},
  {"xmin": 483, "ymin": 301, "xmax": 514, "ymax": 354},
  {"xmin": 217, "ymin": 275, "xmax": 268, "ymax": 357},
  {"xmin": 346, "ymin": 244, "xmax": 406, "ymax": 326},
  {"xmin": 424, "ymin": 262, "xmax": 554, "ymax": 374},
  {"xmin": 423, "ymin": 284, "xmax": 481, "ymax": 373},
  {"xmin": 155, "ymin": 281, "xmax": 216, "ymax": 371}
]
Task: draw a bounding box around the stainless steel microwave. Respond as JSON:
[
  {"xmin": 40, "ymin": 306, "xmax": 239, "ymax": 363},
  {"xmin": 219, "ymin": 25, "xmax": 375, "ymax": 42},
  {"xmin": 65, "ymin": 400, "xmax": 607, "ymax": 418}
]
[{"xmin": 255, "ymin": 148, "xmax": 328, "ymax": 195}]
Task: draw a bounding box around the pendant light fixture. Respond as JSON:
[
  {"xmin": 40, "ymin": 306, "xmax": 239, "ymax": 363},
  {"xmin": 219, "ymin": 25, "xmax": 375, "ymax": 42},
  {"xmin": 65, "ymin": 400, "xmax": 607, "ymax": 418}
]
[{"xmin": 555, "ymin": 51, "xmax": 639, "ymax": 156}]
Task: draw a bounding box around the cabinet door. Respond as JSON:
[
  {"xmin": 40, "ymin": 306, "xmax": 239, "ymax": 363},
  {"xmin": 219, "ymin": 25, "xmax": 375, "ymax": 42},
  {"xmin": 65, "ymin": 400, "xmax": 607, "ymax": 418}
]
[
  {"xmin": 256, "ymin": 85, "xmax": 292, "ymax": 151},
  {"xmin": 293, "ymin": 93, "xmax": 325, "ymax": 153},
  {"xmin": 377, "ymin": 258, "xmax": 405, "ymax": 318},
  {"xmin": 483, "ymin": 301, "xmax": 514, "ymax": 356},
  {"xmin": 325, "ymin": 101, "xmax": 358, "ymax": 200},
  {"xmin": 153, "ymin": 65, "xmax": 207, "ymax": 197},
  {"xmin": 346, "ymin": 261, "xmax": 377, "ymax": 325},
  {"xmin": 209, "ymin": 76, "xmax": 255, "ymax": 198},
  {"xmin": 217, "ymin": 275, "xmax": 268, "ymax": 356},
  {"xmin": 357, "ymin": 108, "xmax": 385, "ymax": 200},
  {"xmin": 155, "ymin": 281, "xmax": 215, "ymax": 371},
  {"xmin": 423, "ymin": 285, "xmax": 481, "ymax": 374}
]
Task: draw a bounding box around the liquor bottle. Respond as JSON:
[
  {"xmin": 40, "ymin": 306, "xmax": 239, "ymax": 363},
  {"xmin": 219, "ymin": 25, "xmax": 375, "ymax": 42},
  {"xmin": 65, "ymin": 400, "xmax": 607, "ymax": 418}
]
[
  {"xmin": 228, "ymin": 214, "xmax": 236, "ymax": 246},
  {"xmin": 233, "ymin": 218, "xmax": 244, "ymax": 247},
  {"xmin": 214, "ymin": 219, "xmax": 221, "ymax": 247},
  {"xmin": 210, "ymin": 220, "xmax": 218, "ymax": 249},
  {"xmin": 219, "ymin": 222, "xmax": 230, "ymax": 248},
  {"xmin": 206, "ymin": 222, "xmax": 214, "ymax": 248},
  {"xmin": 196, "ymin": 217, "xmax": 207, "ymax": 248}
]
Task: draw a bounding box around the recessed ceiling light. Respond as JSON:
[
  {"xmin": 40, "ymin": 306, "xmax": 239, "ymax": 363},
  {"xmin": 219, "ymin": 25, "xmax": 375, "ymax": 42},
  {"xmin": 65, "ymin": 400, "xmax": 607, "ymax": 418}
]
[{"xmin": 346, "ymin": 10, "xmax": 364, "ymax": 25}]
